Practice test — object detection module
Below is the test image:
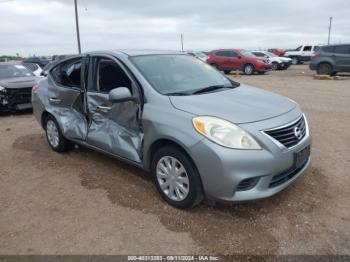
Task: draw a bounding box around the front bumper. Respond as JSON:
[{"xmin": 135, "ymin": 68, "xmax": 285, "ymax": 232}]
[
  {"xmin": 255, "ymin": 63, "xmax": 272, "ymax": 72},
  {"xmin": 188, "ymin": 108, "xmax": 311, "ymax": 202},
  {"xmin": 0, "ymin": 88, "xmax": 32, "ymax": 112}
]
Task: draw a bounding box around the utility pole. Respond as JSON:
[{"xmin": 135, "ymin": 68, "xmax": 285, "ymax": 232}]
[
  {"xmin": 327, "ymin": 17, "xmax": 333, "ymax": 45},
  {"xmin": 181, "ymin": 34, "xmax": 184, "ymax": 52},
  {"xmin": 74, "ymin": 0, "xmax": 81, "ymax": 54}
]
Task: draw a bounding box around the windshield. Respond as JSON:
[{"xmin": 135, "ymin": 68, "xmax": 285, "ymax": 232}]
[
  {"xmin": 0, "ymin": 64, "xmax": 34, "ymax": 79},
  {"xmin": 266, "ymin": 52, "xmax": 277, "ymax": 57},
  {"xmin": 131, "ymin": 55, "xmax": 236, "ymax": 95}
]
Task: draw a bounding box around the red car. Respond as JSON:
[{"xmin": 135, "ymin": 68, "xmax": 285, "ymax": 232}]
[
  {"xmin": 267, "ymin": 48, "xmax": 286, "ymax": 57},
  {"xmin": 207, "ymin": 49, "xmax": 272, "ymax": 75}
]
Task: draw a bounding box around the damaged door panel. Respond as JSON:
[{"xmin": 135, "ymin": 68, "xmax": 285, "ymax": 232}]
[
  {"xmin": 47, "ymin": 57, "xmax": 88, "ymax": 141},
  {"xmin": 86, "ymin": 56, "xmax": 143, "ymax": 163}
]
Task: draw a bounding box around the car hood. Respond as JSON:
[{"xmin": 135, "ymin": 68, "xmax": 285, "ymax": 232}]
[
  {"xmin": 0, "ymin": 76, "xmax": 39, "ymax": 89},
  {"xmin": 169, "ymin": 85, "xmax": 296, "ymax": 124}
]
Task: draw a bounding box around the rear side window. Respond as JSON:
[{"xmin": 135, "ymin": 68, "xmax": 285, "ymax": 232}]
[
  {"xmin": 215, "ymin": 51, "xmax": 229, "ymax": 57},
  {"xmin": 51, "ymin": 58, "xmax": 82, "ymax": 88},
  {"xmin": 333, "ymin": 45, "xmax": 350, "ymax": 54},
  {"xmin": 321, "ymin": 46, "xmax": 334, "ymax": 53}
]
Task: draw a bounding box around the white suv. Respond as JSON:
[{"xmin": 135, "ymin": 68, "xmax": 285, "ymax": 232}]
[
  {"xmin": 284, "ymin": 45, "xmax": 319, "ymax": 65},
  {"xmin": 251, "ymin": 51, "xmax": 292, "ymax": 70}
]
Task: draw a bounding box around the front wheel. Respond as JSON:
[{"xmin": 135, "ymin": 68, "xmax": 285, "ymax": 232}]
[
  {"xmin": 45, "ymin": 115, "xmax": 72, "ymax": 153},
  {"xmin": 243, "ymin": 64, "xmax": 254, "ymax": 75},
  {"xmin": 151, "ymin": 146, "xmax": 203, "ymax": 209},
  {"xmin": 291, "ymin": 57, "xmax": 299, "ymax": 65},
  {"xmin": 271, "ymin": 62, "xmax": 279, "ymax": 70}
]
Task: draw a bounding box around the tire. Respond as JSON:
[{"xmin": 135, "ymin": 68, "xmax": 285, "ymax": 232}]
[
  {"xmin": 317, "ymin": 63, "xmax": 333, "ymax": 75},
  {"xmin": 271, "ymin": 62, "xmax": 279, "ymax": 70},
  {"xmin": 151, "ymin": 146, "xmax": 204, "ymax": 209},
  {"xmin": 291, "ymin": 57, "xmax": 299, "ymax": 65},
  {"xmin": 243, "ymin": 64, "xmax": 254, "ymax": 75},
  {"xmin": 44, "ymin": 115, "xmax": 72, "ymax": 153},
  {"xmin": 223, "ymin": 70, "xmax": 231, "ymax": 74}
]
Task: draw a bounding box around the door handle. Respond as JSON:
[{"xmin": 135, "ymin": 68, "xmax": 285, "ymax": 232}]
[
  {"xmin": 49, "ymin": 98, "xmax": 62, "ymax": 104},
  {"xmin": 97, "ymin": 105, "xmax": 112, "ymax": 112}
]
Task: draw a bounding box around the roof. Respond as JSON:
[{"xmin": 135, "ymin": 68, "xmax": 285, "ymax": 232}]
[{"xmin": 111, "ymin": 49, "xmax": 183, "ymax": 56}]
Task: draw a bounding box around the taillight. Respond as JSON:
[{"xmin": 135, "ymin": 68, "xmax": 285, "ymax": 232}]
[
  {"xmin": 313, "ymin": 52, "xmax": 320, "ymax": 58},
  {"xmin": 32, "ymin": 84, "xmax": 39, "ymax": 92}
]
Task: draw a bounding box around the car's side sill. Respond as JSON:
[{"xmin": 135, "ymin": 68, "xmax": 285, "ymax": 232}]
[{"xmin": 71, "ymin": 139, "xmax": 145, "ymax": 170}]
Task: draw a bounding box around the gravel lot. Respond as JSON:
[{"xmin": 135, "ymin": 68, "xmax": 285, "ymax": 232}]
[{"xmin": 0, "ymin": 65, "xmax": 349, "ymax": 255}]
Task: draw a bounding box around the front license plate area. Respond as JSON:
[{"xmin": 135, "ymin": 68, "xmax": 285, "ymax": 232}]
[{"xmin": 294, "ymin": 145, "xmax": 311, "ymax": 168}]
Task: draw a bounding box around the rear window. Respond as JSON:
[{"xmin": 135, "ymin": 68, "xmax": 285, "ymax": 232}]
[{"xmin": 51, "ymin": 58, "xmax": 82, "ymax": 88}]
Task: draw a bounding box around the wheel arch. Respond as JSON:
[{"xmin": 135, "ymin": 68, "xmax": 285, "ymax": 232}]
[{"xmin": 146, "ymin": 138, "xmax": 196, "ymax": 172}]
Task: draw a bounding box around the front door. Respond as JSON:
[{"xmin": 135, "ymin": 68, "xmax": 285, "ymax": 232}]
[
  {"xmin": 86, "ymin": 55, "xmax": 143, "ymax": 163},
  {"xmin": 48, "ymin": 57, "xmax": 88, "ymax": 141},
  {"xmin": 333, "ymin": 45, "xmax": 350, "ymax": 71}
]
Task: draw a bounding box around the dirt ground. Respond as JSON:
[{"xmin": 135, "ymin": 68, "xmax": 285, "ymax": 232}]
[{"xmin": 0, "ymin": 65, "xmax": 349, "ymax": 255}]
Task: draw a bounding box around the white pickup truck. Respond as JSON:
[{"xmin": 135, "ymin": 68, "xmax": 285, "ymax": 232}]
[{"xmin": 284, "ymin": 45, "xmax": 319, "ymax": 65}]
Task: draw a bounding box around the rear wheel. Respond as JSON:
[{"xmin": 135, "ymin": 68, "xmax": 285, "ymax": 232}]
[
  {"xmin": 45, "ymin": 115, "xmax": 72, "ymax": 153},
  {"xmin": 317, "ymin": 63, "xmax": 333, "ymax": 75},
  {"xmin": 243, "ymin": 64, "xmax": 254, "ymax": 75},
  {"xmin": 151, "ymin": 146, "xmax": 203, "ymax": 209}
]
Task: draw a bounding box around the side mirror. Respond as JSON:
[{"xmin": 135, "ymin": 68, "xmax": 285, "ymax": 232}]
[
  {"xmin": 109, "ymin": 87, "xmax": 137, "ymax": 103},
  {"xmin": 237, "ymin": 55, "xmax": 242, "ymax": 59}
]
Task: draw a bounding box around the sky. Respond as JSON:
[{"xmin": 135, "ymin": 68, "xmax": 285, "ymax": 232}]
[{"xmin": 0, "ymin": 0, "xmax": 350, "ymax": 56}]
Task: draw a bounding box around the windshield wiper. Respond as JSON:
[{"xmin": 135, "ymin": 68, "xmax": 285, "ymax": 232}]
[
  {"xmin": 191, "ymin": 85, "xmax": 229, "ymax": 95},
  {"xmin": 165, "ymin": 91, "xmax": 191, "ymax": 96}
]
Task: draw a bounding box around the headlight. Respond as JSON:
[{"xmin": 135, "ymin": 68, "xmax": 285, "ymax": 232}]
[{"xmin": 192, "ymin": 116, "xmax": 261, "ymax": 150}]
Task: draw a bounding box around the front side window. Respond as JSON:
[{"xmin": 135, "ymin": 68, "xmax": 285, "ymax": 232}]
[
  {"xmin": 303, "ymin": 46, "xmax": 312, "ymax": 51},
  {"xmin": 51, "ymin": 58, "xmax": 82, "ymax": 88},
  {"xmin": 131, "ymin": 55, "xmax": 234, "ymax": 95},
  {"xmin": 90, "ymin": 58, "xmax": 131, "ymax": 93},
  {"xmin": 0, "ymin": 64, "xmax": 34, "ymax": 79},
  {"xmin": 252, "ymin": 52, "xmax": 264, "ymax": 57}
]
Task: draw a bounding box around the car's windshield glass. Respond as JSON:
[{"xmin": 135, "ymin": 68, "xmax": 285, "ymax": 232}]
[
  {"xmin": 0, "ymin": 64, "xmax": 34, "ymax": 79},
  {"xmin": 131, "ymin": 55, "xmax": 237, "ymax": 95},
  {"xmin": 266, "ymin": 52, "xmax": 277, "ymax": 57},
  {"xmin": 241, "ymin": 51, "xmax": 255, "ymax": 58}
]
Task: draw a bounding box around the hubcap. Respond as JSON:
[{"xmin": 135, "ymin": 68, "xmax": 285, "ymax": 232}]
[
  {"xmin": 46, "ymin": 120, "xmax": 59, "ymax": 148},
  {"xmin": 245, "ymin": 65, "xmax": 253, "ymax": 74},
  {"xmin": 156, "ymin": 156, "xmax": 190, "ymax": 201}
]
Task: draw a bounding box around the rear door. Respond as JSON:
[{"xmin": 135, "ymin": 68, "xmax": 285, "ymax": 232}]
[
  {"xmin": 48, "ymin": 57, "xmax": 88, "ymax": 141},
  {"xmin": 226, "ymin": 50, "xmax": 241, "ymax": 69},
  {"xmin": 333, "ymin": 45, "xmax": 350, "ymax": 71},
  {"xmin": 86, "ymin": 55, "xmax": 143, "ymax": 163}
]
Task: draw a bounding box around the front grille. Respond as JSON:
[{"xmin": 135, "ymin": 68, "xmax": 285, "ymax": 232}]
[
  {"xmin": 264, "ymin": 116, "xmax": 306, "ymax": 148},
  {"xmin": 7, "ymin": 87, "xmax": 32, "ymax": 104},
  {"xmin": 269, "ymin": 158, "xmax": 309, "ymax": 188}
]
